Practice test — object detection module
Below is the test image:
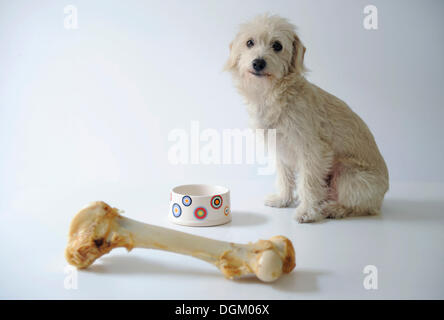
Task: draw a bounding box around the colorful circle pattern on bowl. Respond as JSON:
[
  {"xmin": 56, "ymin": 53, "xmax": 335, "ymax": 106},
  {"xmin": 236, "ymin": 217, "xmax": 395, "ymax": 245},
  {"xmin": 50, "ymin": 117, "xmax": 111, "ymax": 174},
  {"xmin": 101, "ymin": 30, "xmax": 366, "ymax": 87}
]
[
  {"xmin": 169, "ymin": 184, "xmax": 231, "ymax": 227},
  {"xmin": 210, "ymin": 195, "xmax": 223, "ymax": 209},
  {"xmin": 182, "ymin": 196, "xmax": 192, "ymax": 206},
  {"xmin": 172, "ymin": 203, "xmax": 182, "ymax": 217},
  {"xmin": 194, "ymin": 207, "xmax": 207, "ymax": 219}
]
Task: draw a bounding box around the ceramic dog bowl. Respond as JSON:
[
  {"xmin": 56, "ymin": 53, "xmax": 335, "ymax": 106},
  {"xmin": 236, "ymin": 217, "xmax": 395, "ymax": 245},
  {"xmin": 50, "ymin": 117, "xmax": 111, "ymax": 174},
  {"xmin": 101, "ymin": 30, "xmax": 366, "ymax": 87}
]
[{"xmin": 169, "ymin": 184, "xmax": 231, "ymax": 226}]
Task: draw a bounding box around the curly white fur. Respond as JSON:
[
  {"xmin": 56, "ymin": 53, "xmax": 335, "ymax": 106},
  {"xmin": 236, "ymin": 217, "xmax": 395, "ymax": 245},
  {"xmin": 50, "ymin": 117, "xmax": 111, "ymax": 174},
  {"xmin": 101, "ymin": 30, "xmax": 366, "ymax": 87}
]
[{"xmin": 225, "ymin": 14, "xmax": 389, "ymax": 223}]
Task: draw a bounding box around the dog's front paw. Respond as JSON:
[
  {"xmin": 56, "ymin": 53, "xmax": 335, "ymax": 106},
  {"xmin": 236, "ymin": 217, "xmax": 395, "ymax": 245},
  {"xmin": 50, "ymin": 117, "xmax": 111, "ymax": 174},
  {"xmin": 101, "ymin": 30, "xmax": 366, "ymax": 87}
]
[
  {"xmin": 294, "ymin": 204, "xmax": 324, "ymax": 223},
  {"xmin": 264, "ymin": 193, "xmax": 293, "ymax": 208}
]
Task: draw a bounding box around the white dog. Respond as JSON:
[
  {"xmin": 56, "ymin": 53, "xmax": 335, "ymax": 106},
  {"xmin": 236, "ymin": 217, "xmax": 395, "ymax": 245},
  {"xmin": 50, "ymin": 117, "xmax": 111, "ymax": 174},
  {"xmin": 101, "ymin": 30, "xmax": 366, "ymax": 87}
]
[{"xmin": 225, "ymin": 14, "xmax": 389, "ymax": 223}]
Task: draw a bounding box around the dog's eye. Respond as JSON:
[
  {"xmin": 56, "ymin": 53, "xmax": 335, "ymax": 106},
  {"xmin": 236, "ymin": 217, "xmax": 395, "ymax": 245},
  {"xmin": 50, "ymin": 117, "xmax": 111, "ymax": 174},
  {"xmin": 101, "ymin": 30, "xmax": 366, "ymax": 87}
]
[
  {"xmin": 246, "ymin": 39, "xmax": 254, "ymax": 48},
  {"xmin": 272, "ymin": 41, "xmax": 282, "ymax": 52}
]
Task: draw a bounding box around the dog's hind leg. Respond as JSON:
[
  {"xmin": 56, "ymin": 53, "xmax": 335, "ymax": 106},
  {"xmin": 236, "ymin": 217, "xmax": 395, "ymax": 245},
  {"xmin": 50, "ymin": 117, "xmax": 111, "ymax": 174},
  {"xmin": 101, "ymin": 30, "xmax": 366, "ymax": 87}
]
[{"xmin": 322, "ymin": 165, "xmax": 388, "ymax": 219}]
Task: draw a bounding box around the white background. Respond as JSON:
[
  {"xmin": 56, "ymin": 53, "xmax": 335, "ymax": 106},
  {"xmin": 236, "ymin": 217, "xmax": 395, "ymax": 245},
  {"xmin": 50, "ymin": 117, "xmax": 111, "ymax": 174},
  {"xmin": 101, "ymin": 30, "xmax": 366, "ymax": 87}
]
[{"xmin": 0, "ymin": 0, "xmax": 443, "ymax": 299}]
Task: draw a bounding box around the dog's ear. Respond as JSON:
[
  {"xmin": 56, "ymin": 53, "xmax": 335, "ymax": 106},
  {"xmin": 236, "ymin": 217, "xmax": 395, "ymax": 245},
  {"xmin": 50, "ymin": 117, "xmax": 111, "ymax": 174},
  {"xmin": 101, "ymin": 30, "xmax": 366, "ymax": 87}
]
[
  {"xmin": 224, "ymin": 41, "xmax": 238, "ymax": 72},
  {"xmin": 290, "ymin": 34, "xmax": 307, "ymax": 75}
]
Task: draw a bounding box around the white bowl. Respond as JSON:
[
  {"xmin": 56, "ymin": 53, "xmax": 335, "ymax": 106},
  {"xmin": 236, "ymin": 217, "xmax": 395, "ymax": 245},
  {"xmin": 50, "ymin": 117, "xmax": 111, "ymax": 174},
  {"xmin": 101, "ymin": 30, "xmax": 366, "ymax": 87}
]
[{"xmin": 169, "ymin": 184, "xmax": 231, "ymax": 226}]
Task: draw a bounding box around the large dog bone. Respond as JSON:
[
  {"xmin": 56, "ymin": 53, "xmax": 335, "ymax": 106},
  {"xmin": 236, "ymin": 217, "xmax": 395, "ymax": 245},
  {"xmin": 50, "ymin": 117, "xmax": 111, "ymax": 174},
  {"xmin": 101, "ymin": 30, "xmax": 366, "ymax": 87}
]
[{"xmin": 65, "ymin": 201, "xmax": 295, "ymax": 282}]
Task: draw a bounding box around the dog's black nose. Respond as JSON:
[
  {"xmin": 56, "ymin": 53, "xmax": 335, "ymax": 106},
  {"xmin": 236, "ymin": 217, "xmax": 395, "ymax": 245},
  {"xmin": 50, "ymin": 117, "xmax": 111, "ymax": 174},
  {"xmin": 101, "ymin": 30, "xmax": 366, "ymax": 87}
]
[{"xmin": 252, "ymin": 58, "xmax": 266, "ymax": 72}]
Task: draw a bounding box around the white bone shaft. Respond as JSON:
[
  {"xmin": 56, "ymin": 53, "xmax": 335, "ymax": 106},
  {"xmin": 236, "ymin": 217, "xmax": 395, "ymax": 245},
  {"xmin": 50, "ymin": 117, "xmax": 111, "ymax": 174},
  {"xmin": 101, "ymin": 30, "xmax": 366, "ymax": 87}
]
[{"xmin": 120, "ymin": 217, "xmax": 246, "ymax": 264}]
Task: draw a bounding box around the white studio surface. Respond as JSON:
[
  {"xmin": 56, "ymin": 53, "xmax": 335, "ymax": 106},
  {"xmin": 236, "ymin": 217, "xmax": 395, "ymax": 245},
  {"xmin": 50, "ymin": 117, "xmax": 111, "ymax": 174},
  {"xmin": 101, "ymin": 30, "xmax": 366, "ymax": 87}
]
[
  {"xmin": 1, "ymin": 0, "xmax": 444, "ymax": 299},
  {"xmin": 1, "ymin": 180, "xmax": 443, "ymax": 299}
]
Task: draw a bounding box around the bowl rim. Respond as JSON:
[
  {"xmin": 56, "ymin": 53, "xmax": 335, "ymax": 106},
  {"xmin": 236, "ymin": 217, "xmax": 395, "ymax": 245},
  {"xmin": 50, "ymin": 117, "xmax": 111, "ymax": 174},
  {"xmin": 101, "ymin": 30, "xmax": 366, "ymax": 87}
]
[{"xmin": 171, "ymin": 184, "xmax": 229, "ymax": 198}]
